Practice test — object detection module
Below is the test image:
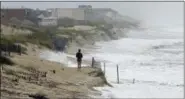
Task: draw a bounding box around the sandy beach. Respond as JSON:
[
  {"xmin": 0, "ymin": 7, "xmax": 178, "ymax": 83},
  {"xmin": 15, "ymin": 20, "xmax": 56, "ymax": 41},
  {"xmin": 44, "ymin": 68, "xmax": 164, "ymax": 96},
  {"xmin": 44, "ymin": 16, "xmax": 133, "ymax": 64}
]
[{"xmin": 1, "ymin": 43, "xmax": 109, "ymax": 99}]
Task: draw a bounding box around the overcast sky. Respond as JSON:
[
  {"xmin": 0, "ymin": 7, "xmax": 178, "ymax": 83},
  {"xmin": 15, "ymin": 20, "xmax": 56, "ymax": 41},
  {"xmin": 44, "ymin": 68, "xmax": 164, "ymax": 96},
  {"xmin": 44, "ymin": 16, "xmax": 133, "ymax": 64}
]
[{"xmin": 1, "ymin": 1, "xmax": 184, "ymax": 25}]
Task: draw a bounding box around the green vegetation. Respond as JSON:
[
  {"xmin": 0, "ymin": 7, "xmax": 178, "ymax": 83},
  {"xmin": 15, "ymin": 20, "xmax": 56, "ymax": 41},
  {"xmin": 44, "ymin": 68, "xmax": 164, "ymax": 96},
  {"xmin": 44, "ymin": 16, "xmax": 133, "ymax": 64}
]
[
  {"xmin": 97, "ymin": 26, "xmax": 115, "ymax": 40},
  {"xmin": 1, "ymin": 27, "xmax": 53, "ymax": 49},
  {"xmin": 57, "ymin": 18, "xmax": 106, "ymax": 27},
  {"xmin": 56, "ymin": 29, "xmax": 86, "ymax": 38},
  {"xmin": 1, "ymin": 20, "xmax": 115, "ymax": 52},
  {"xmin": 0, "ymin": 56, "xmax": 15, "ymax": 65},
  {"xmin": 4, "ymin": 68, "xmax": 16, "ymax": 75},
  {"xmin": 29, "ymin": 93, "xmax": 49, "ymax": 99}
]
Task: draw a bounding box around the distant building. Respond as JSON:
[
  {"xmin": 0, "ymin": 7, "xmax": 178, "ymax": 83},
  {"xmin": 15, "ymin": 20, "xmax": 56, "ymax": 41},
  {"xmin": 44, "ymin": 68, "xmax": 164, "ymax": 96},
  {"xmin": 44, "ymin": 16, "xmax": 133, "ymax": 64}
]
[
  {"xmin": 38, "ymin": 16, "xmax": 58, "ymax": 26},
  {"xmin": 1, "ymin": 8, "xmax": 28, "ymax": 25},
  {"xmin": 47, "ymin": 5, "xmax": 119, "ymax": 23},
  {"xmin": 47, "ymin": 5, "xmax": 93, "ymax": 21},
  {"xmin": 90, "ymin": 8, "xmax": 118, "ymax": 22},
  {"xmin": 48, "ymin": 8, "xmax": 85, "ymax": 20},
  {"xmin": 1, "ymin": 8, "xmax": 42, "ymax": 26},
  {"xmin": 1, "ymin": 8, "xmax": 51, "ymax": 26},
  {"xmin": 1, "ymin": 8, "xmax": 28, "ymax": 20}
]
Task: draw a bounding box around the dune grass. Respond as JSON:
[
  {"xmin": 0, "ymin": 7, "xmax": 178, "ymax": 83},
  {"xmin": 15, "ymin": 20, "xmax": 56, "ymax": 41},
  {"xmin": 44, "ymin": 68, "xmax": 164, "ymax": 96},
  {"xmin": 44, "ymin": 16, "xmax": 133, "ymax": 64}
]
[
  {"xmin": 1, "ymin": 27, "xmax": 53, "ymax": 49},
  {"xmin": 0, "ymin": 56, "xmax": 15, "ymax": 65}
]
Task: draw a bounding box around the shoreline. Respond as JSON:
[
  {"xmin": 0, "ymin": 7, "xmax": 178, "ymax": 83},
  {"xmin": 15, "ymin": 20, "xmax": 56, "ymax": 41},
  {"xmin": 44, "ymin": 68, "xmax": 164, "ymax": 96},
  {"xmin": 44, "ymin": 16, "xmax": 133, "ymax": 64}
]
[
  {"xmin": 39, "ymin": 48, "xmax": 113, "ymax": 98},
  {"xmin": 1, "ymin": 23, "xmax": 133, "ymax": 98},
  {"xmin": 1, "ymin": 43, "xmax": 111, "ymax": 99}
]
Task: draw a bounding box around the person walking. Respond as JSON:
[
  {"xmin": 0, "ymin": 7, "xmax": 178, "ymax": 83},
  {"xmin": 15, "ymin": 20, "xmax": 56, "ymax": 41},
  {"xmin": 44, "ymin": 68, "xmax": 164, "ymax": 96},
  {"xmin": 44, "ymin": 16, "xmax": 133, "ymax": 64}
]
[{"xmin": 76, "ymin": 49, "xmax": 83, "ymax": 70}]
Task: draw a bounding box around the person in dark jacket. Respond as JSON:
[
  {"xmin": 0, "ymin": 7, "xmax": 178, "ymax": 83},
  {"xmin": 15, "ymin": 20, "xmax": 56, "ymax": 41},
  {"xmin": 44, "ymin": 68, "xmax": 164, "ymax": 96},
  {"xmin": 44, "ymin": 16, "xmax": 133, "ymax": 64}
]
[{"xmin": 76, "ymin": 49, "xmax": 83, "ymax": 70}]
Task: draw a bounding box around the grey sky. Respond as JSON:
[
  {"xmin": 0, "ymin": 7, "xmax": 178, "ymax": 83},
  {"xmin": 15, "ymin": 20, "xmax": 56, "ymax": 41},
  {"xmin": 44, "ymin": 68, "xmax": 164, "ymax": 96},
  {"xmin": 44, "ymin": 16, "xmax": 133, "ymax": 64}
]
[{"xmin": 1, "ymin": 1, "xmax": 184, "ymax": 25}]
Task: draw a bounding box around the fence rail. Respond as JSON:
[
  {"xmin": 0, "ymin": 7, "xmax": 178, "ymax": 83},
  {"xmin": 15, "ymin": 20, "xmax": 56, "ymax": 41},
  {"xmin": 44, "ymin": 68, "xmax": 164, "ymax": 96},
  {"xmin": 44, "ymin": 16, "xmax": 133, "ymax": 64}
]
[{"xmin": 91, "ymin": 57, "xmax": 120, "ymax": 84}]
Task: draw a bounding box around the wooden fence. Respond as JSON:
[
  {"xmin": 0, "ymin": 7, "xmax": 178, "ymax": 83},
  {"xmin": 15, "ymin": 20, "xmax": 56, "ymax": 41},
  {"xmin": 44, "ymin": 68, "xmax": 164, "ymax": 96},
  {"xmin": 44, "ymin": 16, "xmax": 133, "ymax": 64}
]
[{"xmin": 91, "ymin": 57, "xmax": 120, "ymax": 84}]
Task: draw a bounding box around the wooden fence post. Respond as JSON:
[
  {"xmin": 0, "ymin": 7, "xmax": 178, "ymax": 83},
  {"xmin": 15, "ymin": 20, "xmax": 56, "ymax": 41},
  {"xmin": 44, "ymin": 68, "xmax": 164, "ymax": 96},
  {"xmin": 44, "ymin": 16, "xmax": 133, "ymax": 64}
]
[
  {"xmin": 91, "ymin": 57, "xmax": 94, "ymax": 68},
  {"xmin": 8, "ymin": 45, "xmax": 10, "ymax": 56},
  {"xmin": 18, "ymin": 45, "xmax": 21, "ymax": 55},
  {"xmin": 20, "ymin": 45, "xmax": 21, "ymax": 55},
  {"xmin": 6, "ymin": 44, "xmax": 8, "ymax": 56},
  {"xmin": 0, "ymin": 29, "xmax": 1, "ymax": 57},
  {"xmin": 103, "ymin": 62, "xmax": 106, "ymax": 75},
  {"xmin": 117, "ymin": 64, "xmax": 119, "ymax": 84},
  {"xmin": 133, "ymin": 78, "xmax": 135, "ymax": 84},
  {"xmin": 7, "ymin": 43, "xmax": 10, "ymax": 56}
]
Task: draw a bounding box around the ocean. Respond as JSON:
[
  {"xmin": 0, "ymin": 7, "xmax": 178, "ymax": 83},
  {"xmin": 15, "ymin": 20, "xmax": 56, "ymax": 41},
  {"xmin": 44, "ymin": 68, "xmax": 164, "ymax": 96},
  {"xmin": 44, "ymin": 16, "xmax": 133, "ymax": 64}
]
[
  {"xmin": 91, "ymin": 24, "xmax": 184, "ymax": 98},
  {"xmin": 40, "ymin": 24, "xmax": 184, "ymax": 98}
]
